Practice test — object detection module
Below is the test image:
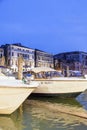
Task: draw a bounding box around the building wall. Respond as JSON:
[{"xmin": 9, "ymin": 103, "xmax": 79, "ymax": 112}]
[
  {"xmin": 54, "ymin": 51, "xmax": 87, "ymax": 74},
  {"xmin": 35, "ymin": 49, "xmax": 54, "ymax": 68},
  {"xmin": 0, "ymin": 48, "xmax": 5, "ymax": 66},
  {"xmin": 0, "ymin": 48, "xmax": 4, "ymax": 58},
  {"xmin": 6, "ymin": 44, "xmax": 35, "ymax": 72}
]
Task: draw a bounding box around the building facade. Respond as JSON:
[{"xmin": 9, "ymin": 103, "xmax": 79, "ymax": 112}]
[
  {"xmin": 2, "ymin": 43, "xmax": 35, "ymax": 72},
  {"xmin": 0, "ymin": 47, "xmax": 5, "ymax": 66},
  {"xmin": 0, "ymin": 47, "xmax": 4, "ymax": 58},
  {"xmin": 35, "ymin": 49, "xmax": 54, "ymax": 68},
  {"xmin": 54, "ymin": 51, "xmax": 87, "ymax": 74}
]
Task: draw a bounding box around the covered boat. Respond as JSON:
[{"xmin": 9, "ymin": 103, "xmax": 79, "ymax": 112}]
[{"xmin": 26, "ymin": 67, "xmax": 87, "ymax": 97}]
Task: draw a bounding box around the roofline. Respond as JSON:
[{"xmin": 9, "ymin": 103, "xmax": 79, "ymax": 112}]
[
  {"xmin": 35, "ymin": 48, "xmax": 53, "ymax": 55},
  {"xmin": 7, "ymin": 43, "xmax": 35, "ymax": 50},
  {"xmin": 54, "ymin": 51, "xmax": 87, "ymax": 56}
]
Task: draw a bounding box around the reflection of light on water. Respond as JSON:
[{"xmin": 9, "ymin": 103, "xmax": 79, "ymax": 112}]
[
  {"xmin": 0, "ymin": 111, "xmax": 23, "ymax": 130},
  {"xmin": 0, "ymin": 116, "xmax": 17, "ymax": 130},
  {"xmin": 0, "ymin": 97, "xmax": 87, "ymax": 130},
  {"xmin": 23, "ymin": 100, "xmax": 87, "ymax": 130}
]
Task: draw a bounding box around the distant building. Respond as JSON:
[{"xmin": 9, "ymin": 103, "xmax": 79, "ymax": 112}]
[
  {"xmin": 54, "ymin": 51, "xmax": 87, "ymax": 74},
  {"xmin": 0, "ymin": 47, "xmax": 4, "ymax": 58},
  {"xmin": 1, "ymin": 43, "xmax": 54, "ymax": 71},
  {"xmin": 35, "ymin": 49, "xmax": 54, "ymax": 68},
  {"xmin": 0, "ymin": 47, "xmax": 5, "ymax": 66},
  {"xmin": 2, "ymin": 43, "xmax": 35, "ymax": 72}
]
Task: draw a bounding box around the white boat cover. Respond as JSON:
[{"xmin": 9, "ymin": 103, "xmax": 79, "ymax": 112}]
[{"xmin": 31, "ymin": 67, "xmax": 56, "ymax": 73}]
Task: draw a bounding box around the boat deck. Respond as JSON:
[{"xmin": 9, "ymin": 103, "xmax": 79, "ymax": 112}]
[{"xmin": 0, "ymin": 75, "xmax": 38, "ymax": 88}]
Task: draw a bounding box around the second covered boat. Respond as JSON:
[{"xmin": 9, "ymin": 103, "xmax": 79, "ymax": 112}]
[{"xmin": 25, "ymin": 67, "xmax": 87, "ymax": 97}]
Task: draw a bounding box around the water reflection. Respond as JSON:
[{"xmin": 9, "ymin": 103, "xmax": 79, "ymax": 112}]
[
  {"xmin": 0, "ymin": 96, "xmax": 87, "ymax": 130},
  {"xmin": 0, "ymin": 116, "xmax": 17, "ymax": 130},
  {"xmin": 23, "ymin": 99, "xmax": 87, "ymax": 130},
  {"xmin": 76, "ymin": 90, "xmax": 87, "ymax": 110},
  {"xmin": 0, "ymin": 110, "xmax": 23, "ymax": 130}
]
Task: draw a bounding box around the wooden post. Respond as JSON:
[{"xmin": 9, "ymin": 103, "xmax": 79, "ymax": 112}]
[
  {"xmin": 66, "ymin": 66, "xmax": 69, "ymax": 77},
  {"xmin": 62, "ymin": 68, "xmax": 65, "ymax": 76},
  {"xmin": 18, "ymin": 55, "xmax": 24, "ymax": 80}
]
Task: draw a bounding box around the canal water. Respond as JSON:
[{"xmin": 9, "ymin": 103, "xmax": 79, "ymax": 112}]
[{"xmin": 0, "ymin": 91, "xmax": 87, "ymax": 130}]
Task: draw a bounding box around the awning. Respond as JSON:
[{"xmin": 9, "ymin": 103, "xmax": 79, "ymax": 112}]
[{"xmin": 31, "ymin": 67, "xmax": 56, "ymax": 73}]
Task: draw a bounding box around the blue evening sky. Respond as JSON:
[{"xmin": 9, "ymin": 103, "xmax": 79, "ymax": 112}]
[{"xmin": 0, "ymin": 0, "xmax": 87, "ymax": 54}]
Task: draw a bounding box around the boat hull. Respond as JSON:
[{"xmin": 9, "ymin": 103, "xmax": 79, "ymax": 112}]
[
  {"xmin": 0, "ymin": 87, "xmax": 36, "ymax": 114},
  {"xmin": 31, "ymin": 92, "xmax": 81, "ymax": 98},
  {"xmin": 32, "ymin": 78, "xmax": 87, "ymax": 97}
]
